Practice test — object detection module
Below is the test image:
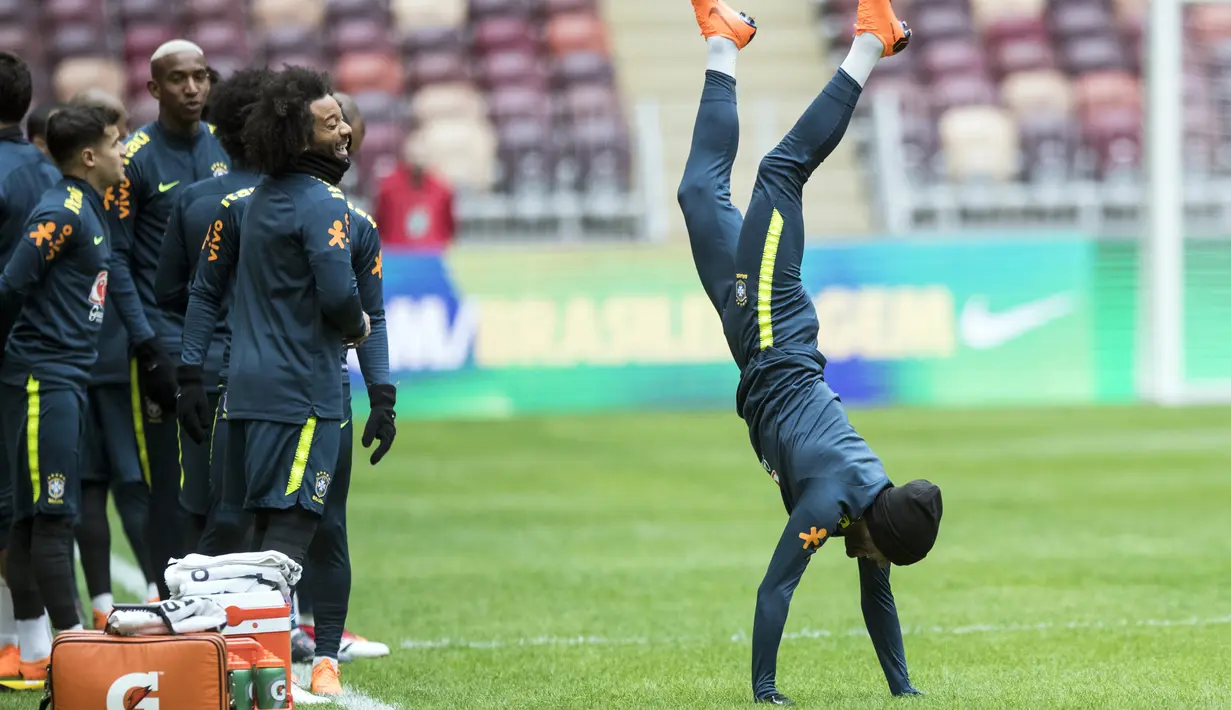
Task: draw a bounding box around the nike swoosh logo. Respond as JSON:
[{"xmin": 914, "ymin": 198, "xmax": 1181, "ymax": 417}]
[
  {"xmin": 958, "ymin": 292, "xmax": 1075, "ymax": 350},
  {"xmin": 158, "ymin": 181, "xmax": 180, "ymax": 192},
  {"xmin": 94, "ymin": 235, "xmax": 104, "ymax": 245},
  {"xmin": 341, "ymin": 420, "xmax": 350, "ymax": 429}
]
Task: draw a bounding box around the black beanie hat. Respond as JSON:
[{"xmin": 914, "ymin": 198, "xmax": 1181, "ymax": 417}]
[{"xmin": 865, "ymin": 480, "xmax": 943, "ymax": 566}]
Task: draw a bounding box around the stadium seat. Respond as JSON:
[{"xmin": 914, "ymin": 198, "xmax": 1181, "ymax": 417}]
[
  {"xmin": 939, "ymin": 105, "xmax": 1020, "ymax": 183},
  {"xmin": 335, "ymin": 52, "xmax": 405, "ymax": 95},
  {"xmin": 921, "ymin": 39, "xmax": 989, "ymax": 81},
  {"xmin": 981, "ymin": 15, "xmax": 1048, "ymax": 48},
  {"xmin": 1048, "ymin": 2, "xmax": 1115, "ymax": 40},
  {"xmin": 50, "ymin": 25, "xmax": 110, "ymax": 61},
  {"xmin": 1061, "ymin": 35, "xmax": 1129, "ymax": 75},
  {"xmin": 417, "ymin": 117, "xmax": 499, "ymax": 191},
  {"xmin": 410, "ymin": 82, "xmax": 487, "ymax": 123},
  {"xmin": 187, "ymin": 0, "xmax": 245, "ymax": 22},
  {"xmin": 42, "ymin": 0, "xmax": 105, "ymax": 26},
  {"xmin": 124, "ymin": 24, "xmax": 178, "ymax": 62},
  {"xmin": 53, "ymin": 57, "xmax": 124, "ymax": 102},
  {"xmin": 487, "ymin": 85, "xmax": 551, "ymax": 128},
  {"xmin": 911, "ymin": 5, "xmax": 975, "ymax": 43},
  {"xmin": 563, "ymin": 83, "xmax": 619, "ymax": 123},
  {"xmin": 324, "ymin": 0, "xmax": 385, "ymax": 22},
  {"xmin": 991, "ymin": 36, "xmax": 1056, "ymax": 77},
  {"xmin": 190, "ymin": 21, "xmax": 251, "ymax": 62},
  {"xmin": 472, "ymin": 17, "xmax": 538, "ymax": 54},
  {"xmin": 117, "ymin": 0, "xmax": 169, "ymax": 23},
  {"xmin": 545, "ymin": 12, "xmax": 608, "ymax": 56},
  {"xmin": 398, "ymin": 26, "xmax": 464, "ymax": 56},
  {"xmin": 0, "ymin": 26, "xmax": 37, "ymax": 66},
  {"xmin": 1081, "ymin": 106, "xmax": 1142, "ymax": 178},
  {"xmin": 1189, "ymin": 4, "xmax": 1231, "ymax": 45},
  {"xmin": 0, "ymin": 0, "xmax": 26, "ymax": 23},
  {"xmin": 541, "ymin": 0, "xmax": 597, "ymax": 14},
  {"xmin": 350, "ymin": 90, "xmax": 402, "ymax": 125},
  {"xmin": 480, "ymin": 50, "xmax": 548, "ymax": 91},
  {"xmin": 468, "ymin": 0, "xmax": 535, "ymax": 20},
  {"xmin": 1000, "ymin": 69, "xmax": 1072, "ymax": 118},
  {"xmin": 331, "ymin": 19, "xmax": 396, "ymax": 56},
  {"xmin": 1017, "ymin": 111, "xmax": 1077, "ymax": 182},
  {"xmin": 571, "ymin": 118, "xmax": 631, "ymax": 192},
  {"xmin": 253, "ymin": 0, "xmax": 325, "ymax": 30},
  {"xmin": 267, "ymin": 53, "xmax": 330, "ymax": 73},
  {"xmin": 261, "ymin": 25, "xmax": 325, "ymax": 59},
  {"xmin": 931, "ymin": 74, "xmax": 1000, "ymax": 112},
  {"xmin": 1074, "ymin": 70, "xmax": 1140, "ymax": 120},
  {"xmin": 971, "ymin": 0, "xmax": 1045, "ymax": 29},
  {"xmin": 497, "ymin": 118, "xmax": 557, "ymax": 193},
  {"xmin": 390, "ymin": 0, "xmax": 465, "ymax": 31},
  {"xmin": 406, "ymin": 50, "xmax": 469, "ymax": 89},
  {"xmin": 554, "ymin": 50, "xmax": 614, "ymax": 87},
  {"xmin": 208, "ymin": 55, "xmax": 247, "ymax": 81}
]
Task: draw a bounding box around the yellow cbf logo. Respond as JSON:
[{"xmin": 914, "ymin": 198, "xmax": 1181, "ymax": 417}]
[
  {"xmin": 210, "ymin": 161, "xmax": 228, "ymax": 177},
  {"xmin": 312, "ymin": 471, "xmax": 331, "ymax": 504},
  {"xmin": 735, "ymin": 273, "xmax": 748, "ymax": 307},
  {"xmin": 47, "ymin": 473, "xmax": 67, "ymax": 503}
]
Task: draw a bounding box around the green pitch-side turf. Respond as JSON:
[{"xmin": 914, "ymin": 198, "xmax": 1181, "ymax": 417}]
[{"xmin": 4, "ymin": 405, "xmax": 1230, "ymax": 709}]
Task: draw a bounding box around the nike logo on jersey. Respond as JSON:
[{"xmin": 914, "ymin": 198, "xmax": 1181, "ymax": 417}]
[
  {"xmin": 93, "ymin": 235, "xmax": 104, "ymax": 245},
  {"xmin": 958, "ymin": 292, "xmax": 1075, "ymax": 350},
  {"xmin": 158, "ymin": 181, "xmax": 180, "ymax": 192}
]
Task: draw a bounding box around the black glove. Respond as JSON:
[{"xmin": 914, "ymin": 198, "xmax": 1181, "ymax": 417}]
[
  {"xmin": 361, "ymin": 384, "xmax": 397, "ymax": 465},
  {"xmin": 133, "ymin": 338, "xmax": 177, "ymax": 410},
  {"xmin": 176, "ymin": 364, "xmax": 211, "ymax": 445}
]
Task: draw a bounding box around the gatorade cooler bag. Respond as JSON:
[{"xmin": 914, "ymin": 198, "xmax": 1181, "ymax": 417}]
[{"xmin": 39, "ymin": 630, "xmax": 228, "ymax": 710}]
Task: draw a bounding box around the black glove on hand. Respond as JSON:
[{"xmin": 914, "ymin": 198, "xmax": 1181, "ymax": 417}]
[
  {"xmin": 176, "ymin": 364, "xmax": 211, "ymax": 445},
  {"xmin": 361, "ymin": 384, "xmax": 397, "ymax": 465},
  {"xmin": 134, "ymin": 339, "xmax": 177, "ymax": 410}
]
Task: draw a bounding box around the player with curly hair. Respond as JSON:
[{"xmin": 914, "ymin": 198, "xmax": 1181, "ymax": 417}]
[{"xmin": 223, "ymin": 66, "xmax": 369, "ymax": 570}]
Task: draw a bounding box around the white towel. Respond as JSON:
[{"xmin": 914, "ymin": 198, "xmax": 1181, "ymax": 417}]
[
  {"xmin": 165, "ymin": 552, "xmax": 302, "ymax": 599},
  {"xmin": 107, "ymin": 597, "xmax": 228, "ymax": 636}
]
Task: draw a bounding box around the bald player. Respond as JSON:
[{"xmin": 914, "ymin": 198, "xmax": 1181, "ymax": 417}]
[
  {"xmin": 115, "ymin": 40, "xmax": 229, "ymax": 599},
  {"xmin": 68, "ymin": 88, "xmax": 163, "ymax": 621}
]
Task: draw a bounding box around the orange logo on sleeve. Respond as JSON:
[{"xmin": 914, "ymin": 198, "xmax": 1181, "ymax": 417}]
[
  {"xmin": 371, "ymin": 251, "xmax": 383, "ymax": 279},
  {"xmin": 29, "ymin": 221, "xmax": 56, "ymax": 246},
  {"xmin": 45, "ymin": 224, "xmax": 72, "ymax": 261},
  {"xmin": 328, "ymin": 220, "xmax": 349, "ymax": 249},
  {"xmin": 799, "ymin": 526, "xmax": 827, "ymax": 550},
  {"xmin": 205, "ymin": 220, "xmax": 223, "ymax": 261}
]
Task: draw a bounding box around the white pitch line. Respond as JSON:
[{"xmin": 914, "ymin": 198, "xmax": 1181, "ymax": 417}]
[
  {"xmin": 401, "ymin": 614, "xmax": 1231, "ymax": 651},
  {"xmin": 111, "ymin": 555, "xmax": 400, "ymax": 710}
]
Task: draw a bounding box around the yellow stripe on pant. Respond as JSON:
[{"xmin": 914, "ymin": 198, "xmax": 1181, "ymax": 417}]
[
  {"xmin": 129, "ymin": 358, "xmax": 152, "ymax": 485},
  {"xmin": 25, "ymin": 375, "xmax": 39, "ymax": 503},
  {"xmin": 757, "ymin": 209, "xmax": 785, "ymax": 351},
  {"xmin": 285, "ymin": 417, "xmax": 318, "ymax": 495}
]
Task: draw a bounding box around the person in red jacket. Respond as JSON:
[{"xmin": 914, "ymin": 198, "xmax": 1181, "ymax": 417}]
[{"xmin": 374, "ymin": 133, "xmax": 454, "ymax": 251}]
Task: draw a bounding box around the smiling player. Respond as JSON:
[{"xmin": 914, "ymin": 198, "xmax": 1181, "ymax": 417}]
[{"xmin": 678, "ymin": 1, "xmax": 942, "ymax": 704}]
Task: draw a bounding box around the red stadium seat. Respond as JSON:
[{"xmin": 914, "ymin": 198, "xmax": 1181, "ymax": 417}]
[
  {"xmin": 564, "ymin": 83, "xmax": 618, "ymax": 122},
  {"xmin": 931, "ymin": 74, "xmax": 999, "ymax": 112},
  {"xmin": 331, "ymin": 18, "xmax": 396, "ymax": 56},
  {"xmin": 545, "ymin": 12, "xmax": 607, "ymax": 56},
  {"xmin": 541, "ymin": 0, "xmax": 597, "ymax": 15},
  {"xmin": 1001, "ymin": 69, "xmax": 1072, "ymax": 118},
  {"xmin": 497, "ymin": 117, "xmax": 558, "ymax": 193},
  {"xmin": 1061, "ymin": 35, "xmax": 1129, "ymax": 75},
  {"xmin": 921, "ymin": 38, "xmax": 988, "ymax": 81},
  {"xmin": 487, "ymin": 84, "xmax": 551, "ymax": 125},
  {"xmin": 50, "ymin": 25, "xmax": 111, "ymax": 61},
  {"xmin": 262, "ymin": 25, "xmax": 326, "ymax": 60},
  {"xmin": 472, "ymin": 17, "xmax": 538, "ymax": 55},
  {"xmin": 981, "ymin": 14, "xmax": 1047, "ymax": 47},
  {"xmin": 570, "ymin": 117, "xmax": 630, "ymax": 192},
  {"xmin": 124, "ymin": 24, "xmax": 178, "ymax": 63},
  {"xmin": 350, "ymin": 91, "xmax": 402, "ymax": 125},
  {"xmin": 335, "ymin": 51, "xmax": 404, "ymax": 95},
  {"xmin": 991, "ymin": 36, "xmax": 1056, "ymax": 77},
  {"xmin": 911, "ymin": 5, "xmax": 975, "ymax": 43},
  {"xmin": 410, "ymin": 83, "xmax": 487, "ymax": 123},
  {"xmin": 117, "ymin": 0, "xmax": 171, "ymax": 23},
  {"xmin": 1017, "ymin": 111, "xmax": 1077, "ymax": 182},
  {"xmin": 1073, "ymin": 70, "xmax": 1140, "ymax": 119},
  {"xmin": 1048, "ymin": 2, "xmax": 1114, "ymax": 40},
  {"xmin": 1081, "ymin": 106, "xmax": 1142, "ymax": 179}
]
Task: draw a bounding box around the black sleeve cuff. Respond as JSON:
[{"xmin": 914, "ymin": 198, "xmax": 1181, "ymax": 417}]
[{"xmin": 367, "ymin": 383, "xmax": 396, "ymax": 409}]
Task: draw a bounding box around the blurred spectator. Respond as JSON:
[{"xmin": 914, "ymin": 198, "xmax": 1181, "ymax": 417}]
[
  {"xmin": 25, "ymin": 102, "xmax": 63, "ymax": 157},
  {"xmin": 374, "ymin": 132, "xmax": 455, "ymax": 251}
]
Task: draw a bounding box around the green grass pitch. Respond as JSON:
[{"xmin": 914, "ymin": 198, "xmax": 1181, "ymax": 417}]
[{"xmin": 4, "ymin": 405, "xmax": 1230, "ymax": 708}]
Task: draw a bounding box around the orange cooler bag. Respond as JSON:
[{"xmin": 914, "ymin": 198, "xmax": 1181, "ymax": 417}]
[{"xmin": 40, "ymin": 630, "xmax": 228, "ymax": 710}]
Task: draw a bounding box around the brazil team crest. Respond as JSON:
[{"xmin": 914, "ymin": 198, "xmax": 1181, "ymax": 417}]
[
  {"xmin": 735, "ymin": 273, "xmax": 748, "ymax": 307},
  {"xmin": 312, "ymin": 471, "xmax": 331, "ymax": 504},
  {"xmin": 47, "ymin": 473, "xmax": 67, "ymax": 503},
  {"xmin": 145, "ymin": 397, "xmax": 162, "ymax": 422},
  {"xmin": 210, "ymin": 161, "xmax": 229, "ymax": 177}
]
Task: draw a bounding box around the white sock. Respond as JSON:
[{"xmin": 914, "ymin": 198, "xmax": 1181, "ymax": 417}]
[
  {"xmin": 56, "ymin": 624, "xmax": 83, "ymax": 633},
  {"xmin": 314, "ymin": 656, "xmax": 338, "ymax": 670},
  {"xmin": 300, "ymin": 613, "xmax": 315, "ymax": 627},
  {"xmin": 0, "ymin": 579, "xmax": 17, "ymax": 646},
  {"xmin": 91, "ymin": 593, "xmax": 114, "ymax": 615},
  {"xmin": 839, "ymin": 33, "xmax": 885, "ymax": 88},
  {"xmin": 146, "ymin": 583, "xmax": 158, "ymax": 600},
  {"xmin": 17, "ymin": 616, "xmax": 52, "ymax": 662},
  {"xmin": 706, "ymin": 37, "xmax": 738, "ymax": 78}
]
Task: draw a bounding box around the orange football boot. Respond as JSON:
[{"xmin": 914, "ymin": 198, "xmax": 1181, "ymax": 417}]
[
  {"xmin": 19, "ymin": 657, "xmax": 48, "ymax": 681},
  {"xmin": 692, "ymin": 0, "xmax": 757, "ymax": 49},
  {"xmin": 310, "ymin": 658, "xmax": 343, "ymax": 696},
  {"xmin": 855, "ymin": 0, "xmax": 912, "ymax": 57},
  {"xmin": 0, "ymin": 644, "xmax": 18, "ymax": 677},
  {"xmin": 93, "ymin": 608, "xmax": 109, "ymax": 631}
]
